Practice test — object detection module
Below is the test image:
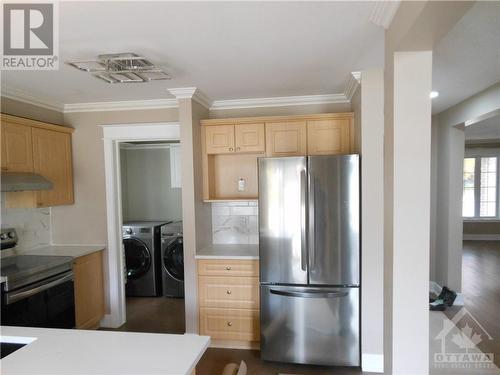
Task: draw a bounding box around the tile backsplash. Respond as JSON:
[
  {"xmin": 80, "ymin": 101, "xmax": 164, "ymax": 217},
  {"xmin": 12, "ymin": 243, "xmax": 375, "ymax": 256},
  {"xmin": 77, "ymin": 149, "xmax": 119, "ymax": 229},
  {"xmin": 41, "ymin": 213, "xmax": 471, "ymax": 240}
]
[
  {"xmin": 212, "ymin": 201, "xmax": 258, "ymax": 244},
  {"xmin": 1, "ymin": 195, "xmax": 51, "ymax": 249}
]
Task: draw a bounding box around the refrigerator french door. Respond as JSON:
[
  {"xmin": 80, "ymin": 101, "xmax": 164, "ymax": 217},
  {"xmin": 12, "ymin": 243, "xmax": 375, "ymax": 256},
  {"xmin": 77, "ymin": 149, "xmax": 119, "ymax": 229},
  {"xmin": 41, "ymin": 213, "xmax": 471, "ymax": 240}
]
[{"xmin": 258, "ymin": 155, "xmax": 360, "ymax": 367}]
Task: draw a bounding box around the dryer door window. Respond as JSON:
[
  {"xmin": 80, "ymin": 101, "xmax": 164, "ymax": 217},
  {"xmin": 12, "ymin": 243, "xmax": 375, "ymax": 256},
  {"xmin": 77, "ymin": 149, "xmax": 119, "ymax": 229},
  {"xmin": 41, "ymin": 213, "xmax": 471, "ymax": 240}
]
[
  {"xmin": 163, "ymin": 238, "xmax": 184, "ymax": 281},
  {"xmin": 124, "ymin": 238, "xmax": 151, "ymax": 279}
]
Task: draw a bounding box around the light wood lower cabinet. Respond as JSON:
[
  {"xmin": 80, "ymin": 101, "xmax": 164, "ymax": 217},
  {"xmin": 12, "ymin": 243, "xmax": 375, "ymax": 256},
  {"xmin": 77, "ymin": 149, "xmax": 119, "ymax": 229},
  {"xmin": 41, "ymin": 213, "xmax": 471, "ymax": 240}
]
[
  {"xmin": 200, "ymin": 307, "xmax": 259, "ymax": 342},
  {"xmin": 197, "ymin": 259, "xmax": 259, "ymax": 277},
  {"xmin": 198, "ymin": 276, "xmax": 259, "ymax": 309},
  {"xmin": 198, "ymin": 259, "xmax": 260, "ymax": 348},
  {"xmin": 74, "ymin": 251, "xmax": 105, "ymax": 329}
]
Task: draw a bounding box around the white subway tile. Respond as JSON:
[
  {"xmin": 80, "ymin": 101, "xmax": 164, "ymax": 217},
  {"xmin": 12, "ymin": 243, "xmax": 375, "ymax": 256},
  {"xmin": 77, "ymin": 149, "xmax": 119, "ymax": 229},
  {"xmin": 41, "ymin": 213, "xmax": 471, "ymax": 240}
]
[{"xmin": 230, "ymin": 206, "xmax": 255, "ymax": 216}]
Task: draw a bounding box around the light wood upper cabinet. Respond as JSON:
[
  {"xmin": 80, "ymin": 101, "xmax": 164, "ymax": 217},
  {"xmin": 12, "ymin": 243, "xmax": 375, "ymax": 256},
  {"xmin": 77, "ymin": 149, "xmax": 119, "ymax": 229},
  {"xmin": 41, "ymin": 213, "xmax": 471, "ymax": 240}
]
[
  {"xmin": 74, "ymin": 250, "xmax": 105, "ymax": 330},
  {"xmin": 32, "ymin": 128, "xmax": 74, "ymax": 207},
  {"xmin": 234, "ymin": 123, "xmax": 265, "ymax": 153},
  {"xmin": 265, "ymin": 121, "xmax": 307, "ymax": 157},
  {"xmin": 205, "ymin": 125, "xmax": 235, "ymax": 154},
  {"xmin": 1, "ymin": 114, "xmax": 75, "ymax": 208},
  {"xmin": 205, "ymin": 123, "xmax": 265, "ymax": 154},
  {"xmin": 1, "ymin": 122, "xmax": 34, "ymax": 172},
  {"xmin": 307, "ymin": 119, "xmax": 351, "ymax": 155}
]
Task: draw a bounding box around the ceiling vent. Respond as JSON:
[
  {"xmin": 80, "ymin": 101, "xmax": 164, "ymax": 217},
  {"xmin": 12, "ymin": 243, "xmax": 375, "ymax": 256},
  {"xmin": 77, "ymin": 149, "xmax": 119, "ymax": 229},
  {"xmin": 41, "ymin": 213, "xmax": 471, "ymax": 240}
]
[{"xmin": 68, "ymin": 53, "xmax": 172, "ymax": 83}]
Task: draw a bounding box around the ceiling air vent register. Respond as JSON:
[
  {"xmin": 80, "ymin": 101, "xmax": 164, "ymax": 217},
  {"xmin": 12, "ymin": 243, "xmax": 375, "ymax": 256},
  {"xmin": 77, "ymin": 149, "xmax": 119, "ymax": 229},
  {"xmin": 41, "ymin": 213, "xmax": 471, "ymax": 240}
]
[{"xmin": 68, "ymin": 53, "xmax": 172, "ymax": 83}]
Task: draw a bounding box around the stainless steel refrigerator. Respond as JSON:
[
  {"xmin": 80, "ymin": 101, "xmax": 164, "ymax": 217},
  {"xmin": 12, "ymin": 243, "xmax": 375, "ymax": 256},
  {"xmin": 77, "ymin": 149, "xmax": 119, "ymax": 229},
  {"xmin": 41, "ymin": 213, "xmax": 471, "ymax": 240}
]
[{"xmin": 258, "ymin": 154, "xmax": 360, "ymax": 367}]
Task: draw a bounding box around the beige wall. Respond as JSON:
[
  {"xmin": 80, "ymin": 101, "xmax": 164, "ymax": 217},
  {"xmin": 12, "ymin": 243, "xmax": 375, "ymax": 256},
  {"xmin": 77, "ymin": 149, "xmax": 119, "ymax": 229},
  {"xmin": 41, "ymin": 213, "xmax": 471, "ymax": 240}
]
[
  {"xmin": 209, "ymin": 102, "xmax": 351, "ymax": 119},
  {"xmin": 50, "ymin": 108, "xmax": 178, "ymax": 245},
  {"xmin": 1, "ymin": 96, "xmax": 64, "ymax": 124}
]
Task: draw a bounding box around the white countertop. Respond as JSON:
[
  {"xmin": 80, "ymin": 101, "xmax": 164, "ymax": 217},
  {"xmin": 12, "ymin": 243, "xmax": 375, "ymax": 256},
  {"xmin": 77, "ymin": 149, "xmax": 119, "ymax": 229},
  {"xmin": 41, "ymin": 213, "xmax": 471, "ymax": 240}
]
[
  {"xmin": 0, "ymin": 326, "xmax": 210, "ymax": 375},
  {"xmin": 196, "ymin": 244, "xmax": 259, "ymax": 259},
  {"xmin": 11, "ymin": 245, "xmax": 105, "ymax": 259}
]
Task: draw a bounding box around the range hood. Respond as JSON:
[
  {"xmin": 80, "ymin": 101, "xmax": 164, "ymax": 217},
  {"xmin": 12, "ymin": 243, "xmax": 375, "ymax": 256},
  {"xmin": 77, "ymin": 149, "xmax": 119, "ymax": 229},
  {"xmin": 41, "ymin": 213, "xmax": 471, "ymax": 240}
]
[{"xmin": 1, "ymin": 172, "xmax": 53, "ymax": 192}]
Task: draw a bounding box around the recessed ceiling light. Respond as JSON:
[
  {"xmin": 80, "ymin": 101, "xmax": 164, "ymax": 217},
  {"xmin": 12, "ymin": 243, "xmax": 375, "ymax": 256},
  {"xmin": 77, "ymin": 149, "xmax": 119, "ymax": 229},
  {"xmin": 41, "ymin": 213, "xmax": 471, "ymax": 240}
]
[{"xmin": 430, "ymin": 91, "xmax": 439, "ymax": 99}]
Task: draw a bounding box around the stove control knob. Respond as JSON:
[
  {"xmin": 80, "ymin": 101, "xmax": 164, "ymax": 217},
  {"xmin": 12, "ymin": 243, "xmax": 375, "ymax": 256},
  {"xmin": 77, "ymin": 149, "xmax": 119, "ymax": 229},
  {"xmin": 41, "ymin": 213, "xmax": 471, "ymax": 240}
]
[
  {"xmin": 0, "ymin": 233, "xmax": 8, "ymax": 240},
  {"xmin": 8, "ymin": 231, "xmax": 16, "ymax": 239}
]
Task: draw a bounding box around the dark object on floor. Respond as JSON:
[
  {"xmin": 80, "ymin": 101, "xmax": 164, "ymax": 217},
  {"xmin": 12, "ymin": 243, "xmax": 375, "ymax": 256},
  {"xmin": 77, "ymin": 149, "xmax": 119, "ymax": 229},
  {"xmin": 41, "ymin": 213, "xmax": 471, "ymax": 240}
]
[
  {"xmin": 438, "ymin": 286, "xmax": 457, "ymax": 306},
  {"xmin": 430, "ymin": 299, "xmax": 446, "ymax": 311}
]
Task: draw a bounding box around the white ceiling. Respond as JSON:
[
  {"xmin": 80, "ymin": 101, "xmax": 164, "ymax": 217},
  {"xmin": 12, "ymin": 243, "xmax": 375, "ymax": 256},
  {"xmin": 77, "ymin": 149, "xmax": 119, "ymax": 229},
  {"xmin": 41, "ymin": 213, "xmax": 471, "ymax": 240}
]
[
  {"xmin": 0, "ymin": 1, "xmax": 384, "ymax": 106},
  {"xmin": 465, "ymin": 115, "xmax": 500, "ymax": 142},
  {"xmin": 432, "ymin": 2, "xmax": 500, "ymax": 114}
]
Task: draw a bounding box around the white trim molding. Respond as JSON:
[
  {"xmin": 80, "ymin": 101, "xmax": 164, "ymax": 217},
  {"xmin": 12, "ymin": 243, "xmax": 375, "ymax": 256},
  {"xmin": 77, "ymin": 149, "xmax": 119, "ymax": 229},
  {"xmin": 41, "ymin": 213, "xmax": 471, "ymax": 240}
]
[
  {"xmin": 344, "ymin": 71, "xmax": 362, "ymax": 100},
  {"xmin": 3, "ymin": 82, "xmax": 361, "ymax": 114},
  {"xmin": 210, "ymin": 93, "xmax": 349, "ymax": 110},
  {"xmin": 362, "ymin": 353, "xmax": 384, "ymax": 373},
  {"xmin": 463, "ymin": 234, "xmax": 500, "ymax": 241},
  {"xmin": 168, "ymin": 87, "xmax": 212, "ymax": 109},
  {"xmin": 370, "ymin": 0, "xmax": 401, "ymax": 29},
  {"xmin": 101, "ymin": 122, "xmax": 180, "ymax": 328},
  {"xmin": 64, "ymin": 98, "xmax": 178, "ymax": 113},
  {"xmin": 1, "ymin": 85, "xmax": 64, "ymax": 112}
]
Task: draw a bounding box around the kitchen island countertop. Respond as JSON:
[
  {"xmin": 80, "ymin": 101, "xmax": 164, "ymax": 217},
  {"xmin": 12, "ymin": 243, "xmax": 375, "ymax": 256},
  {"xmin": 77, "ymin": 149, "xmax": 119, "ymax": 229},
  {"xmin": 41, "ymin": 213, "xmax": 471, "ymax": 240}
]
[
  {"xmin": 0, "ymin": 326, "xmax": 209, "ymax": 375},
  {"xmin": 196, "ymin": 244, "xmax": 259, "ymax": 260}
]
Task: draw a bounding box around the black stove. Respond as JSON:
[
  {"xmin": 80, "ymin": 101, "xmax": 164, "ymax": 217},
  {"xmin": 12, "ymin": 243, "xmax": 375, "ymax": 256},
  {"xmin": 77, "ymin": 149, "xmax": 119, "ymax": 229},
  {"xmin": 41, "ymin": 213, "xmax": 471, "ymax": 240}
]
[{"xmin": 0, "ymin": 228, "xmax": 76, "ymax": 328}]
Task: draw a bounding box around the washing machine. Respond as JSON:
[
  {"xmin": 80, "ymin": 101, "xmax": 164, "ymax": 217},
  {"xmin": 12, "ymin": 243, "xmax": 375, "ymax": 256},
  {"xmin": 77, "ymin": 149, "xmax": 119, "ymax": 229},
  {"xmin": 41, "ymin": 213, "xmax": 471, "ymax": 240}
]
[
  {"xmin": 161, "ymin": 222, "xmax": 184, "ymax": 298},
  {"xmin": 123, "ymin": 221, "xmax": 170, "ymax": 297}
]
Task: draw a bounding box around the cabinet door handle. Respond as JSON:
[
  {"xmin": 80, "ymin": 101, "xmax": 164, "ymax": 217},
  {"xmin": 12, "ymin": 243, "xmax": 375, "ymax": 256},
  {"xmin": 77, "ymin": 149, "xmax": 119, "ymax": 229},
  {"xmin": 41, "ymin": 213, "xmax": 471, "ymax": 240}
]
[
  {"xmin": 227, "ymin": 321, "xmax": 232, "ymax": 327},
  {"xmin": 229, "ymin": 147, "xmax": 234, "ymax": 152},
  {"xmin": 226, "ymin": 290, "xmax": 232, "ymax": 295},
  {"xmin": 225, "ymin": 266, "xmax": 231, "ymax": 270},
  {"xmin": 1, "ymin": 167, "xmax": 8, "ymax": 171},
  {"xmin": 236, "ymin": 147, "xmax": 241, "ymax": 151}
]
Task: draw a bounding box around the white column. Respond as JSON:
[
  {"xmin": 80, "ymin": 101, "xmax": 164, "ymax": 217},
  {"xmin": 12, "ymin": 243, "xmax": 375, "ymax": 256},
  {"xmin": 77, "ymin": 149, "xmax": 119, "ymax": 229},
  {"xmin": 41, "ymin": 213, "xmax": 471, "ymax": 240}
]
[
  {"xmin": 390, "ymin": 51, "xmax": 433, "ymax": 374},
  {"xmin": 360, "ymin": 69, "xmax": 385, "ymax": 373}
]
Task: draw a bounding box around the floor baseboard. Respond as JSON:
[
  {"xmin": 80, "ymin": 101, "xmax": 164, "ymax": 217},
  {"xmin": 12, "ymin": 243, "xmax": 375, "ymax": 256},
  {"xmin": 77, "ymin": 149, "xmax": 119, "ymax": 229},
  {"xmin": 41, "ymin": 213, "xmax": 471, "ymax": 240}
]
[{"xmin": 362, "ymin": 353, "xmax": 384, "ymax": 373}]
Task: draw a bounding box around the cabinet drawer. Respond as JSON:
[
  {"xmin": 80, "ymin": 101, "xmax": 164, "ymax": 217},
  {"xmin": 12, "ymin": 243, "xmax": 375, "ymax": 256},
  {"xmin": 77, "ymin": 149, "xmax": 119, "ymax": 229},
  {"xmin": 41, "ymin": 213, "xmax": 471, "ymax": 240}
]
[
  {"xmin": 197, "ymin": 259, "xmax": 259, "ymax": 277},
  {"xmin": 200, "ymin": 307, "xmax": 259, "ymax": 341},
  {"xmin": 199, "ymin": 276, "xmax": 259, "ymax": 309}
]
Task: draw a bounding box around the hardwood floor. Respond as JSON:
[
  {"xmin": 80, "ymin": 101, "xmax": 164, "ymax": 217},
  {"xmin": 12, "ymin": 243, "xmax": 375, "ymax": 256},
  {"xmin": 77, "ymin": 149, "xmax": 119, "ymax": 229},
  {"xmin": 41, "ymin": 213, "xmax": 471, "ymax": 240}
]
[
  {"xmin": 196, "ymin": 348, "xmax": 370, "ymax": 375},
  {"xmin": 102, "ymin": 296, "xmax": 185, "ymax": 334},
  {"xmin": 444, "ymin": 241, "xmax": 500, "ymax": 368}
]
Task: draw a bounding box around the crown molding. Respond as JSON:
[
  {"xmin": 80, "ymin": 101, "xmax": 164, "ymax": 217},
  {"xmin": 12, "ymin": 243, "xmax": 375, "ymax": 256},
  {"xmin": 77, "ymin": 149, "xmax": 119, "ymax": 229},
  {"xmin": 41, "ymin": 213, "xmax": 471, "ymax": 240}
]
[
  {"xmin": 1, "ymin": 86, "xmax": 64, "ymax": 112},
  {"xmin": 344, "ymin": 71, "xmax": 362, "ymax": 100},
  {"xmin": 370, "ymin": 0, "xmax": 400, "ymax": 29},
  {"xmin": 64, "ymin": 99, "xmax": 178, "ymax": 113},
  {"xmin": 167, "ymin": 87, "xmax": 212, "ymax": 109},
  {"xmin": 210, "ymin": 93, "xmax": 349, "ymax": 110}
]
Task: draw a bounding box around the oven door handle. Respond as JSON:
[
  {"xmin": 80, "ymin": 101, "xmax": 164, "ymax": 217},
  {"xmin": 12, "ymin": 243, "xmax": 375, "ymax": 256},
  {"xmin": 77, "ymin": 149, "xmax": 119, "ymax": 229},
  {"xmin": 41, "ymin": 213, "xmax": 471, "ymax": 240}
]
[{"xmin": 5, "ymin": 272, "xmax": 74, "ymax": 305}]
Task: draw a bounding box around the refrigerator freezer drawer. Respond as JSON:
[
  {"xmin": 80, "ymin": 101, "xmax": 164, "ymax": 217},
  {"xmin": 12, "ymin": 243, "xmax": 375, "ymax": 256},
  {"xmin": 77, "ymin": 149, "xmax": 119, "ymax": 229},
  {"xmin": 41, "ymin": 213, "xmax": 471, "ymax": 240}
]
[{"xmin": 260, "ymin": 285, "xmax": 359, "ymax": 366}]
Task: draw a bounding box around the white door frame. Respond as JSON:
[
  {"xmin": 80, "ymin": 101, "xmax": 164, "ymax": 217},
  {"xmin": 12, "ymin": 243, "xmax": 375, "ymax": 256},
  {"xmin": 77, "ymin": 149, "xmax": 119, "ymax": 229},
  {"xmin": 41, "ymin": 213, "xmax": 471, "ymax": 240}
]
[{"xmin": 101, "ymin": 122, "xmax": 180, "ymax": 328}]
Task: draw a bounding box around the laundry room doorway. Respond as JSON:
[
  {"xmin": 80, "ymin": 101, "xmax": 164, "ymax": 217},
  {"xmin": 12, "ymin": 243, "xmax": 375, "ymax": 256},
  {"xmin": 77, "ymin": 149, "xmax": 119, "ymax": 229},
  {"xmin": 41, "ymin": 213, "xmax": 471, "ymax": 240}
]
[
  {"xmin": 101, "ymin": 122, "xmax": 185, "ymax": 333},
  {"xmin": 118, "ymin": 141, "xmax": 185, "ymax": 334}
]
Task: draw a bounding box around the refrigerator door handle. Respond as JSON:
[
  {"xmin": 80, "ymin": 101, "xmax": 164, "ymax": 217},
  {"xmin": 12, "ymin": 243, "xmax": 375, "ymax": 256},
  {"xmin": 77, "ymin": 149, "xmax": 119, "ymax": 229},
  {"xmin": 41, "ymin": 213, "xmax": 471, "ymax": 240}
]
[
  {"xmin": 270, "ymin": 289, "xmax": 348, "ymax": 299},
  {"xmin": 308, "ymin": 173, "xmax": 315, "ymax": 270},
  {"xmin": 300, "ymin": 168, "xmax": 307, "ymax": 271}
]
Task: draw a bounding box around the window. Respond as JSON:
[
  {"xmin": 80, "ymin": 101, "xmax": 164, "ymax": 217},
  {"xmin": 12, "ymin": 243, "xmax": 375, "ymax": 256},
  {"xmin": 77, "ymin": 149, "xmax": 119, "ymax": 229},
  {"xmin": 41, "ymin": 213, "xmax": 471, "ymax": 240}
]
[{"xmin": 462, "ymin": 155, "xmax": 499, "ymax": 219}]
